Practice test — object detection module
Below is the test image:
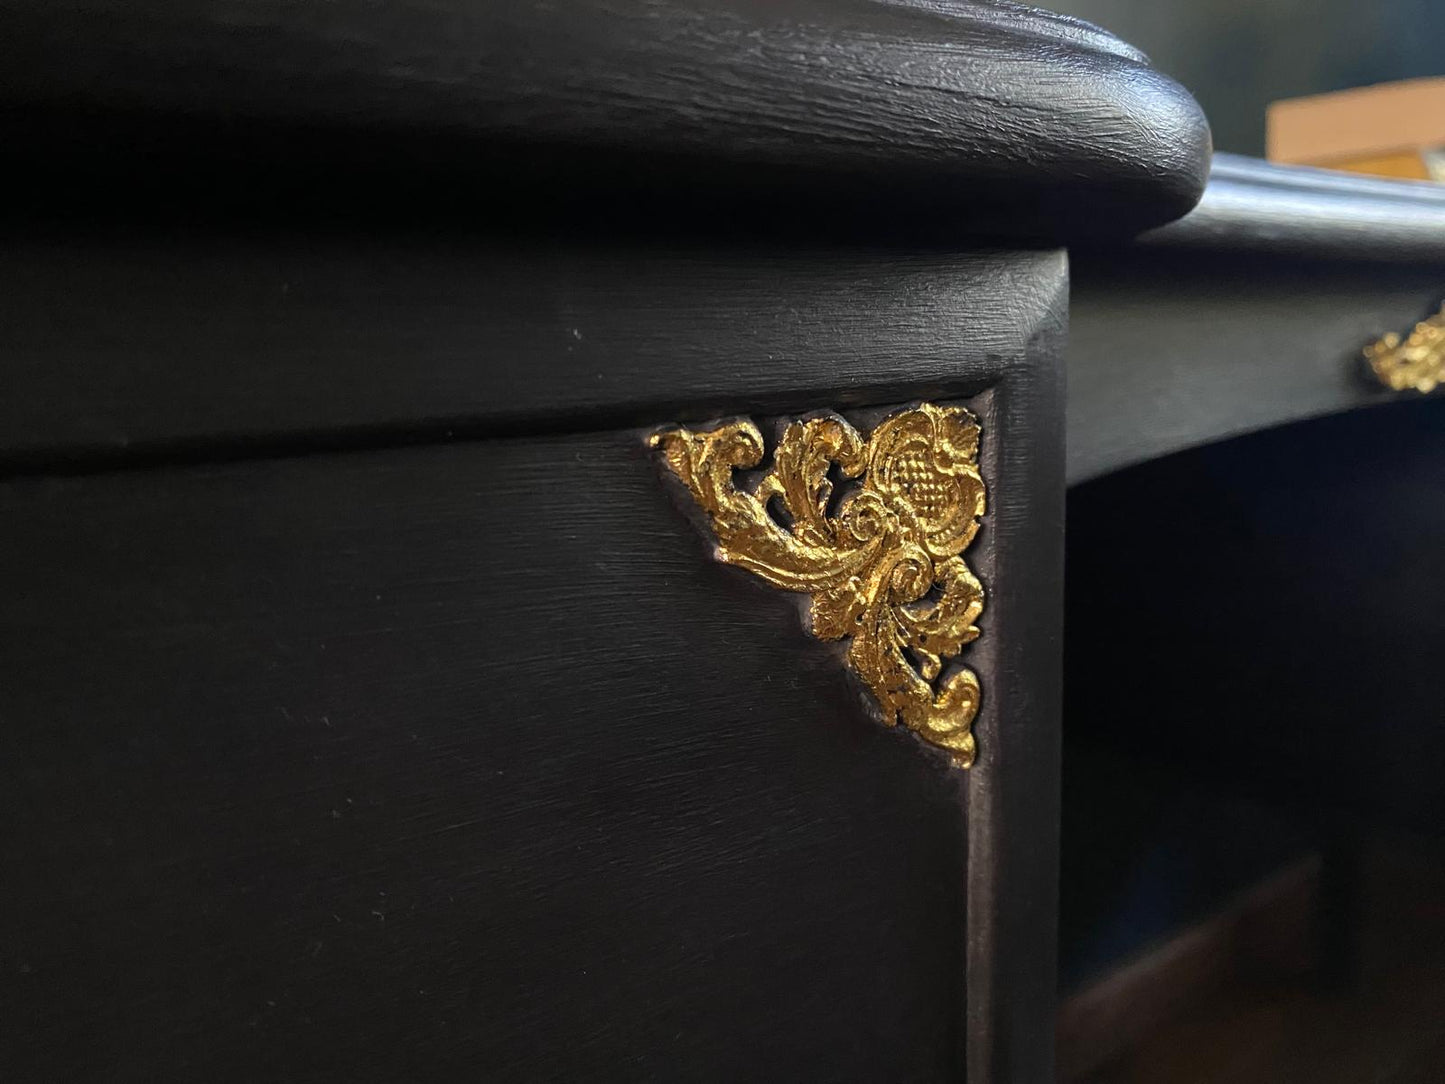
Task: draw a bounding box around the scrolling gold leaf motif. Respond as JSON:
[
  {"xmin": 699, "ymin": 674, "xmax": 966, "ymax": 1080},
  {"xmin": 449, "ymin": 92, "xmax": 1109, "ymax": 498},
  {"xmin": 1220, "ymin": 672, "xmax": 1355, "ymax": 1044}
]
[
  {"xmin": 1365, "ymin": 304, "xmax": 1445, "ymax": 393},
  {"xmin": 652, "ymin": 403, "xmax": 986, "ymax": 768}
]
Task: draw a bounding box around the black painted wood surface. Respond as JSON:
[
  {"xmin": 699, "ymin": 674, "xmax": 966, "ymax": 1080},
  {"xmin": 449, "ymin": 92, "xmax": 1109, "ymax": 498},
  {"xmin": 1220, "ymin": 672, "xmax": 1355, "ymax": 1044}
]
[
  {"xmin": 0, "ymin": 3, "xmax": 1207, "ymax": 1075},
  {"xmin": 0, "ymin": 0, "xmax": 1209, "ymax": 237},
  {"xmin": 1069, "ymin": 155, "xmax": 1445, "ymax": 483},
  {"xmin": 0, "ymin": 240, "xmax": 1066, "ymax": 1078},
  {"xmin": 1060, "ymin": 157, "xmax": 1445, "ymax": 1011},
  {"xmin": 4, "ymin": 433, "xmax": 972, "ymax": 1080},
  {"xmin": 1140, "ymin": 154, "xmax": 1445, "ymax": 262},
  {"xmin": 0, "ymin": 240, "xmax": 1065, "ymax": 471},
  {"xmin": 1068, "ymin": 252, "xmax": 1443, "ymax": 483},
  {"xmin": 2, "ymin": 376, "xmax": 1063, "ymax": 1079}
]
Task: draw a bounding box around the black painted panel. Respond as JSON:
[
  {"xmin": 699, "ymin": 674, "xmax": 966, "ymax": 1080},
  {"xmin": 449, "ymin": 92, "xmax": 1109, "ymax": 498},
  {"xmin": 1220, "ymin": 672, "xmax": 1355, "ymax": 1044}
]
[
  {"xmin": 1, "ymin": 431, "xmax": 974, "ymax": 1079},
  {"xmin": 1068, "ymin": 251, "xmax": 1443, "ymax": 482},
  {"xmin": 0, "ymin": 239, "xmax": 1066, "ymax": 471},
  {"xmin": 1, "ymin": 352, "xmax": 1064, "ymax": 1079}
]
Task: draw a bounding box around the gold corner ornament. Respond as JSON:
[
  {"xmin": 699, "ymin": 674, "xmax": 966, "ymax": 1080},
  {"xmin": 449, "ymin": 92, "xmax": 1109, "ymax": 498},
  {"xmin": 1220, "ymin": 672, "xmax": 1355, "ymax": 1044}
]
[
  {"xmin": 652, "ymin": 403, "xmax": 986, "ymax": 769},
  {"xmin": 1365, "ymin": 305, "xmax": 1445, "ymax": 393}
]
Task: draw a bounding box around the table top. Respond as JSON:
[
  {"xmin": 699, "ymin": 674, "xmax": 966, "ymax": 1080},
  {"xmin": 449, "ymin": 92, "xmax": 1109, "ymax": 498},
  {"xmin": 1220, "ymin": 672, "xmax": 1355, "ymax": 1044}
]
[{"xmin": 0, "ymin": 0, "xmax": 1208, "ymax": 240}]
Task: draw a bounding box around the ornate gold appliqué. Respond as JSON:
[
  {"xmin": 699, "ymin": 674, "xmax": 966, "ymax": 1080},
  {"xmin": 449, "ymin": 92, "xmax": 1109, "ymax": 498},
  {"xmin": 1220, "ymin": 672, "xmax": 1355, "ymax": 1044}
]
[
  {"xmin": 652, "ymin": 403, "xmax": 986, "ymax": 768},
  {"xmin": 1365, "ymin": 304, "xmax": 1445, "ymax": 393}
]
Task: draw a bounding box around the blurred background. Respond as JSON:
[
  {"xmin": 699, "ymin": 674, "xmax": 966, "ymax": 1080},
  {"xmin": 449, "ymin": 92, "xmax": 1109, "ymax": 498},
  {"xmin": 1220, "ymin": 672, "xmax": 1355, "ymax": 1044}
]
[
  {"xmin": 1047, "ymin": 0, "xmax": 1445, "ymax": 155},
  {"xmin": 1043, "ymin": 2, "xmax": 1445, "ymax": 1080}
]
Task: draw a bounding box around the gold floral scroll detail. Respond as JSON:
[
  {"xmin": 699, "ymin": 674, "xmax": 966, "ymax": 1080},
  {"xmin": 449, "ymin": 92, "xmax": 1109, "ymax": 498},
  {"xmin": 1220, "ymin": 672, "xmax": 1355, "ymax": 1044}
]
[
  {"xmin": 1365, "ymin": 304, "xmax": 1445, "ymax": 393},
  {"xmin": 652, "ymin": 403, "xmax": 986, "ymax": 768}
]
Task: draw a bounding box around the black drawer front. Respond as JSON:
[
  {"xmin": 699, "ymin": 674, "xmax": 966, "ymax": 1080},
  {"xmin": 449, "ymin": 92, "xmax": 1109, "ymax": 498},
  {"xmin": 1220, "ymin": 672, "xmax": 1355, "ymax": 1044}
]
[{"xmin": 2, "ymin": 246, "xmax": 1064, "ymax": 1081}]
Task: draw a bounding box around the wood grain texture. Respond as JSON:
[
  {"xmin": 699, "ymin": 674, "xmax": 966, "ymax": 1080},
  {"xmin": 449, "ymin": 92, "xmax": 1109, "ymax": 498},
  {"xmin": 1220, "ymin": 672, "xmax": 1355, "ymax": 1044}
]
[
  {"xmin": 0, "ymin": 433, "xmax": 967, "ymax": 1080},
  {"xmin": 0, "ymin": 237, "xmax": 1067, "ymax": 470},
  {"xmin": 0, "ymin": 0, "xmax": 1209, "ymax": 237},
  {"xmin": 1138, "ymin": 154, "xmax": 1445, "ymax": 262},
  {"xmin": 962, "ymin": 316, "xmax": 1066, "ymax": 1084},
  {"xmin": 1058, "ymin": 857, "xmax": 1320, "ymax": 1080},
  {"xmin": 1067, "ymin": 250, "xmax": 1443, "ymax": 483},
  {"xmin": 0, "ymin": 359, "xmax": 1064, "ymax": 1079},
  {"xmin": 1072, "ymin": 838, "xmax": 1445, "ymax": 1084}
]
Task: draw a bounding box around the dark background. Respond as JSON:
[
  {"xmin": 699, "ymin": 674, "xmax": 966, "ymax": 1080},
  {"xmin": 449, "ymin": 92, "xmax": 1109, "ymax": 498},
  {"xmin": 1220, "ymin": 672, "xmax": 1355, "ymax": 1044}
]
[{"xmin": 1046, "ymin": 0, "xmax": 1445, "ymax": 155}]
